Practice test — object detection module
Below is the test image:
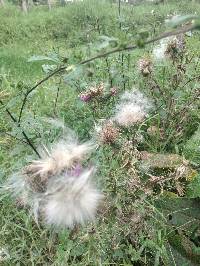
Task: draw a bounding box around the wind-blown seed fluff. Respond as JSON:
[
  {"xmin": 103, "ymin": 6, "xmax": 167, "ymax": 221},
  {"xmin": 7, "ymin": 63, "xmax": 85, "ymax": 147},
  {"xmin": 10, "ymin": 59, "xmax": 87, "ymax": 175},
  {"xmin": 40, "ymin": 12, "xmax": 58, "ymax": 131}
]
[
  {"xmin": 114, "ymin": 104, "xmax": 146, "ymax": 127},
  {"xmin": 153, "ymin": 35, "xmax": 185, "ymax": 61},
  {"xmin": 2, "ymin": 135, "xmax": 102, "ymax": 229},
  {"xmin": 113, "ymin": 89, "xmax": 152, "ymax": 127},
  {"xmin": 153, "ymin": 37, "xmax": 171, "ymax": 60},
  {"xmin": 44, "ymin": 169, "xmax": 102, "ymax": 228},
  {"xmin": 25, "ymin": 140, "xmax": 93, "ymax": 180}
]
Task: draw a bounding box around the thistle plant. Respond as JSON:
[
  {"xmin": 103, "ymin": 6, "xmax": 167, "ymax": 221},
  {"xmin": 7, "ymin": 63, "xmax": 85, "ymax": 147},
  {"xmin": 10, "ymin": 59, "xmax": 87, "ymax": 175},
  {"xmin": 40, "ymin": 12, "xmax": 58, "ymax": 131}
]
[
  {"xmin": 0, "ymin": 5, "xmax": 200, "ymax": 265},
  {"xmin": 3, "ymin": 135, "xmax": 102, "ymax": 229}
]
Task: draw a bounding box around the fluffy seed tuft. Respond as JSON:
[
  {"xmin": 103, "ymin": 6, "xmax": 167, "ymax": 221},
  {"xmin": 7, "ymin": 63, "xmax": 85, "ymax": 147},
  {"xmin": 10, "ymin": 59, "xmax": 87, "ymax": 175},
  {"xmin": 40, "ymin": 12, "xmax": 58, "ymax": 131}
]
[
  {"xmin": 44, "ymin": 169, "xmax": 102, "ymax": 228},
  {"xmin": 113, "ymin": 89, "xmax": 152, "ymax": 127},
  {"xmin": 3, "ymin": 136, "xmax": 102, "ymax": 229}
]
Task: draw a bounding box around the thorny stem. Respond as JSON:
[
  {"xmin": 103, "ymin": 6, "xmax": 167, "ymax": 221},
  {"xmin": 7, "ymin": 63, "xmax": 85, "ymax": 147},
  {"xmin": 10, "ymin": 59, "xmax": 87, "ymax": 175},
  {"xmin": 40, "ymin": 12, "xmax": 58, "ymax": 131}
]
[
  {"xmin": 96, "ymin": 18, "xmax": 101, "ymax": 35},
  {"xmin": 0, "ymin": 99, "xmax": 41, "ymax": 157},
  {"xmin": 194, "ymin": 57, "xmax": 200, "ymax": 72},
  {"xmin": 121, "ymin": 53, "xmax": 126, "ymax": 90},
  {"xmin": 176, "ymin": 89, "xmax": 200, "ymax": 120},
  {"xmin": 53, "ymin": 78, "xmax": 62, "ymax": 115},
  {"xmin": 105, "ymin": 58, "xmax": 113, "ymax": 87},
  {"xmin": 161, "ymin": 89, "xmax": 200, "ymax": 149},
  {"xmin": 118, "ymin": 0, "xmax": 121, "ymax": 30},
  {"xmin": 127, "ymin": 53, "xmax": 130, "ymax": 87}
]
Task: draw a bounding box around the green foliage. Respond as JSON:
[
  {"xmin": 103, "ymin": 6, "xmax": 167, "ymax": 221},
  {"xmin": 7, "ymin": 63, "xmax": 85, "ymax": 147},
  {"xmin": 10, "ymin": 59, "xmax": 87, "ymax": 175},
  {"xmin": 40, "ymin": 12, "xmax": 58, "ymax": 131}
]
[
  {"xmin": 166, "ymin": 14, "xmax": 198, "ymax": 27},
  {"xmin": 184, "ymin": 126, "xmax": 200, "ymax": 164},
  {"xmin": 186, "ymin": 175, "xmax": 200, "ymax": 198}
]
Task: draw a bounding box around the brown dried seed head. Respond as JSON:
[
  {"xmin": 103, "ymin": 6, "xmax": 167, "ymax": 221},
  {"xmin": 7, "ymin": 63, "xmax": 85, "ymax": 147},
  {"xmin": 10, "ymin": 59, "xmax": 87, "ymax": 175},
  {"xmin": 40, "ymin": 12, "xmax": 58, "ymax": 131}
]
[
  {"xmin": 138, "ymin": 58, "xmax": 153, "ymax": 77},
  {"xmin": 99, "ymin": 121, "xmax": 120, "ymax": 144}
]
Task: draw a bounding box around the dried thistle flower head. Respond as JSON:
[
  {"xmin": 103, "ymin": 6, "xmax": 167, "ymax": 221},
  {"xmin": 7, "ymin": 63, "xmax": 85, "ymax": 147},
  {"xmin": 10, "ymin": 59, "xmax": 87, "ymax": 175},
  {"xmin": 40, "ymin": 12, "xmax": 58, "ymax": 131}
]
[
  {"xmin": 153, "ymin": 35, "xmax": 185, "ymax": 61},
  {"xmin": 90, "ymin": 82, "xmax": 104, "ymax": 97},
  {"xmin": 96, "ymin": 120, "xmax": 120, "ymax": 144},
  {"xmin": 165, "ymin": 35, "xmax": 185, "ymax": 60},
  {"xmin": 113, "ymin": 89, "xmax": 152, "ymax": 127},
  {"xmin": 79, "ymin": 83, "xmax": 105, "ymax": 102},
  {"xmin": 138, "ymin": 58, "xmax": 153, "ymax": 77}
]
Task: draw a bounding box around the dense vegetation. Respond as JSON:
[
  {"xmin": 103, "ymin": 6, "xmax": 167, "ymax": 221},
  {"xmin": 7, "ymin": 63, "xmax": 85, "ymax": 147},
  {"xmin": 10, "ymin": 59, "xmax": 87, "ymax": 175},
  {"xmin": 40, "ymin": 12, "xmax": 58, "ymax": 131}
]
[{"xmin": 0, "ymin": 0, "xmax": 200, "ymax": 265}]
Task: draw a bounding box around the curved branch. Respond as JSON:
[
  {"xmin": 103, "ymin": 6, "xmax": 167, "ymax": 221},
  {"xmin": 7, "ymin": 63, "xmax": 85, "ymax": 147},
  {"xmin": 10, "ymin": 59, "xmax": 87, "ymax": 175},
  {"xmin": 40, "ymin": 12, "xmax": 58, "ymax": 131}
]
[{"xmin": 18, "ymin": 24, "xmax": 196, "ymax": 122}]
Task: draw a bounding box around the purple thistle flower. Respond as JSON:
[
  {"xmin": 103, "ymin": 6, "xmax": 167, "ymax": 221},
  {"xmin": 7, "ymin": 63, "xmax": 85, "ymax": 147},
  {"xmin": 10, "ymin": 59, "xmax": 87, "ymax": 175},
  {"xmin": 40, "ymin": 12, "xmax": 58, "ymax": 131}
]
[
  {"xmin": 80, "ymin": 93, "xmax": 91, "ymax": 102},
  {"xmin": 70, "ymin": 164, "xmax": 83, "ymax": 177}
]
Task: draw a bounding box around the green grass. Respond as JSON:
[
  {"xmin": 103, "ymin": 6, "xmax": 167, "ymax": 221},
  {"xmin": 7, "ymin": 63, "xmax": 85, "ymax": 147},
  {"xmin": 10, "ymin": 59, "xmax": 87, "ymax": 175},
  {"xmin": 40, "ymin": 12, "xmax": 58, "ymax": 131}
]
[{"xmin": 0, "ymin": 0, "xmax": 200, "ymax": 265}]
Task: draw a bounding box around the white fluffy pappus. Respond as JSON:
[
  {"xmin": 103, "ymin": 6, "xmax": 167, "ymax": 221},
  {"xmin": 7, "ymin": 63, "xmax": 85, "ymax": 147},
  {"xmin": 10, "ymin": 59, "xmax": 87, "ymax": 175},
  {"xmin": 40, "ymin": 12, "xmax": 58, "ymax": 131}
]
[
  {"xmin": 152, "ymin": 37, "xmax": 171, "ymax": 60},
  {"xmin": 2, "ymin": 134, "xmax": 103, "ymax": 229},
  {"xmin": 152, "ymin": 35, "xmax": 185, "ymax": 61},
  {"xmin": 44, "ymin": 169, "xmax": 102, "ymax": 228},
  {"xmin": 113, "ymin": 89, "xmax": 152, "ymax": 127},
  {"xmin": 26, "ymin": 140, "xmax": 94, "ymax": 179},
  {"xmin": 120, "ymin": 89, "xmax": 151, "ymax": 108},
  {"xmin": 114, "ymin": 103, "xmax": 146, "ymax": 127},
  {"xmin": 2, "ymin": 173, "xmax": 29, "ymax": 205}
]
